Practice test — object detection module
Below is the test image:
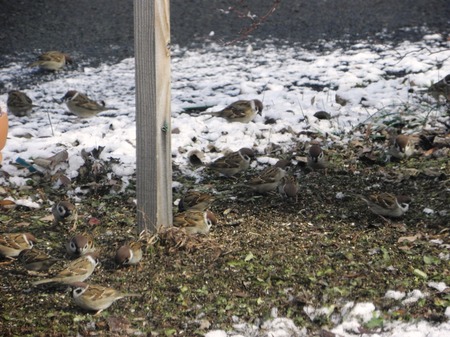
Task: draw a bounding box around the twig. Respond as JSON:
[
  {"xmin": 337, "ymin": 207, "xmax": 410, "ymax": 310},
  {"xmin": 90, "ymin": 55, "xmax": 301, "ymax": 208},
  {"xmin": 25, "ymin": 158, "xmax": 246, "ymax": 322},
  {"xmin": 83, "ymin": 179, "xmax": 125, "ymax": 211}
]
[
  {"xmin": 46, "ymin": 110, "xmax": 55, "ymax": 136},
  {"xmin": 225, "ymin": 0, "xmax": 281, "ymax": 45}
]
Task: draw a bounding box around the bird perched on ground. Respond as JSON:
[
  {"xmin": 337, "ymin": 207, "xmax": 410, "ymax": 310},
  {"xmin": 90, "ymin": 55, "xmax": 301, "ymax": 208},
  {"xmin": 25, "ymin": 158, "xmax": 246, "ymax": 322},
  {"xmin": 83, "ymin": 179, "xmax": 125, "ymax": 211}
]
[
  {"xmin": 32, "ymin": 252, "xmax": 99, "ymax": 286},
  {"xmin": 66, "ymin": 233, "xmax": 95, "ymax": 257},
  {"xmin": 356, "ymin": 193, "xmax": 410, "ymax": 219},
  {"xmin": 307, "ymin": 144, "xmax": 327, "ymax": 171},
  {"xmin": 208, "ymin": 147, "xmax": 255, "ymax": 177},
  {"xmin": 247, "ymin": 166, "xmax": 287, "ymax": 194},
  {"xmin": 0, "ymin": 233, "xmax": 36, "ymax": 258},
  {"xmin": 202, "ymin": 99, "xmax": 263, "ymax": 123},
  {"xmin": 6, "ymin": 90, "xmax": 37, "ymax": 117},
  {"xmin": 278, "ymin": 174, "xmax": 299, "ymax": 201},
  {"xmin": 61, "ymin": 90, "xmax": 116, "ymax": 118},
  {"xmin": 178, "ymin": 190, "xmax": 215, "ymax": 212},
  {"xmin": 70, "ymin": 282, "xmax": 141, "ymax": 315},
  {"xmin": 115, "ymin": 241, "xmax": 143, "ymax": 267},
  {"xmin": 19, "ymin": 248, "xmax": 58, "ymax": 272},
  {"xmin": 52, "ymin": 200, "xmax": 75, "ymax": 226},
  {"xmin": 428, "ymin": 74, "xmax": 450, "ymax": 102},
  {"xmin": 388, "ymin": 134, "xmax": 414, "ymax": 160},
  {"xmin": 173, "ymin": 210, "xmax": 217, "ymax": 235},
  {"xmin": 28, "ymin": 51, "xmax": 72, "ymax": 71}
]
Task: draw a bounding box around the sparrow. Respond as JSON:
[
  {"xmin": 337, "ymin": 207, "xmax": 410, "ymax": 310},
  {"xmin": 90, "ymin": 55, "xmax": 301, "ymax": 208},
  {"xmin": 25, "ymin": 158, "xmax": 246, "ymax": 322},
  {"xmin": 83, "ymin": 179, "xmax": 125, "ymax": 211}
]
[
  {"xmin": 278, "ymin": 175, "xmax": 299, "ymax": 200},
  {"xmin": 208, "ymin": 147, "xmax": 255, "ymax": 177},
  {"xmin": 428, "ymin": 74, "xmax": 450, "ymax": 102},
  {"xmin": 307, "ymin": 144, "xmax": 327, "ymax": 171},
  {"xmin": 65, "ymin": 233, "xmax": 96, "ymax": 257},
  {"xmin": 247, "ymin": 166, "xmax": 287, "ymax": 194},
  {"xmin": 52, "ymin": 200, "xmax": 75, "ymax": 226},
  {"xmin": 27, "ymin": 51, "xmax": 72, "ymax": 71},
  {"xmin": 173, "ymin": 210, "xmax": 217, "ymax": 235},
  {"xmin": 356, "ymin": 193, "xmax": 410, "ymax": 218},
  {"xmin": 178, "ymin": 190, "xmax": 215, "ymax": 212},
  {"xmin": 18, "ymin": 248, "xmax": 58, "ymax": 272},
  {"xmin": 203, "ymin": 99, "xmax": 263, "ymax": 123},
  {"xmin": 0, "ymin": 233, "xmax": 36, "ymax": 258},
  {"xmin": 32, "ymin": 252, "xmax": 99, "ymax": 286},
  {"xmin": 28, "ymin": 51, "xmax": 72, "ymax": 71},
  {"xmin": 70, "ymin": 282, "xmax": 141, "ymax": 315},
  {"xmin": 389, "ymin": 134, "xmax": 414, "ymax": 160},
  {"xmin": 115, "ymin": 241, "xmax": 143, "ymax": 266},
  {"xmin": 6, "ymin": 90, "xmax": 37, "ymax": 117},
  {"xmin": 61, "ymin": 90, "xmax": 116, "ymax": 118}
]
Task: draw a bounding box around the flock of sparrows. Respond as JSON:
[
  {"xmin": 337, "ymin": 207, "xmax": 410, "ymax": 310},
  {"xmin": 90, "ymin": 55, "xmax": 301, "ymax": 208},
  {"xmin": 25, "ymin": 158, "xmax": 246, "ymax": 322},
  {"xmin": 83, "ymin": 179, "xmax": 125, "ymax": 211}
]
[
  {"xmin": 6, "ymin": 51, "xmax": 116, "ymax": 118},
  {"xmin": 2, "ymin": 51, "xmax": 448, "ymax": 315},
  {"xmin": 0, "ymin": 205, "xmax": 144, "ymax": 315},
  {"xmin": 171, "ymin": 92, "xmax": 429, "ymax": 236}
]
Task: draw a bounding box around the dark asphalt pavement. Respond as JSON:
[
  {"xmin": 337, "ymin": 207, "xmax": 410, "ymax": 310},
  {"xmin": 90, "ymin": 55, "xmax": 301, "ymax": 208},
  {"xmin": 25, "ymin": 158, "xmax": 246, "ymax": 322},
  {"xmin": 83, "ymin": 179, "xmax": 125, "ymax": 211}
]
[{"xmin": 0, "ymin": 0, "xmax": 449, "ymax": 66}]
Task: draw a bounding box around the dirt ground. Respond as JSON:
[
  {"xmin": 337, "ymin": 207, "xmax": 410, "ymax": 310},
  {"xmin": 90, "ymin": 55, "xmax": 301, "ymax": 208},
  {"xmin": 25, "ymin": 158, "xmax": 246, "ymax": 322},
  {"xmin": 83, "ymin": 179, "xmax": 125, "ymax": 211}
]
[{"xmin": 0, "ymin": 132, "xmax": 449, "ymax": 336}]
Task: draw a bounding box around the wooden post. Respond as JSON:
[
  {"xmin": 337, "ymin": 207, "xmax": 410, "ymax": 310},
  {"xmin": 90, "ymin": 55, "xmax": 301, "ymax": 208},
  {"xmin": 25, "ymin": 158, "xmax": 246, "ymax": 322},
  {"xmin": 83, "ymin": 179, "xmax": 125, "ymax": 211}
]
[{"xmin": 134, "ymin": 0, "xmax": 172, "ymax": 232}]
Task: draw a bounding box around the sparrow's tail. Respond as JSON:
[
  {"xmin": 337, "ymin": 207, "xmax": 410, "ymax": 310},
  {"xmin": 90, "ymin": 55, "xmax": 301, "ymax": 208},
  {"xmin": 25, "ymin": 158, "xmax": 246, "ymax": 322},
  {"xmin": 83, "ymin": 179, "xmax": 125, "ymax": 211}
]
[
  {"xmin": 32, "ymin": 278, "xmax": 56, "ymax": 286},
  {"xmin": 27, "ymin": 61, "xmax": 41, "ymax": 68}
]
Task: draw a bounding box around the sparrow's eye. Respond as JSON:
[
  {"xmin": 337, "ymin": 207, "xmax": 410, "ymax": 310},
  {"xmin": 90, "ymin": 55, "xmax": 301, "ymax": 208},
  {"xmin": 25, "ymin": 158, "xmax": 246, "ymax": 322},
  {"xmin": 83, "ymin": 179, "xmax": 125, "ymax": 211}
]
[
  {"xmin": 124, "ymin": 258, "xmax": 130, "ymax": 264},
  {"xmin": 83, "ymin": 243, "xmax": 89, "ymax": 250},
  {"xmin": 70, "ymin": 242, "xmax": 76, "ymax": 250},
  {"xmin": 74, "ymin": 288, "xmax": 83, "ymax": 296}
]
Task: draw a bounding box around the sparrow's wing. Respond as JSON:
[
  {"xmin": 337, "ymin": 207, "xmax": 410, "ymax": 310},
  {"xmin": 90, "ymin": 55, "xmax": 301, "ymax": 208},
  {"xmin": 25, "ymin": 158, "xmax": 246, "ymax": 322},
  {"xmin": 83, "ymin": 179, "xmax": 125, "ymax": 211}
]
[
  {"xmin": 8, "ymin": 92, "xmax": 33, "ymax": 107},
  {"xmin": 210, "ymin": 152, "xmax": 242, "ymax": 169},
  {"xmin": 73, "ymin": 94, "xmax": 106, "ymax": 111},
  {"xmin": 38, "ymin": 51, "xmax": 64, "ymax": 62},
  {"xmin": 57, "ymin": 257, "xmax": 91, "ymax": 277},
  {"xmin": 220, "ymin": 101, "xmax": 250, "ymax": 119},
  {"xmin": 0, "ymin": 235, "xmax": 23, "ymax": 249}
]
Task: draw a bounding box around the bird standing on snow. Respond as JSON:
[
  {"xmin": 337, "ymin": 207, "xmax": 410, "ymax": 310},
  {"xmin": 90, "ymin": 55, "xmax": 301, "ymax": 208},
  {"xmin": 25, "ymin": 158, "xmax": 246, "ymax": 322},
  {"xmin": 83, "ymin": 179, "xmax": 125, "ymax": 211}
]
[
  {"xmin": 7, "ymin": 90, "xmax": 37, "ymax": 117},
  {"xmin": 61, "ymin": 90, "xmax": 117, "ymax": 118},
  {"xmin": 202, "ymin": 99, "xmax": 263, "ymax": 123}
]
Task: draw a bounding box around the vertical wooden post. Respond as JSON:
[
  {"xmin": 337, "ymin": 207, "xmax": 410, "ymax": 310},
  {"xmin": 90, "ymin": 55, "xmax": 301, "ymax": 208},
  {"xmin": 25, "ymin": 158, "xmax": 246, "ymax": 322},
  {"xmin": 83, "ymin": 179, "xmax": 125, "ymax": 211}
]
[{"xmin": 134, "ymin": 0, "xmax": 172, "ymax": 232}]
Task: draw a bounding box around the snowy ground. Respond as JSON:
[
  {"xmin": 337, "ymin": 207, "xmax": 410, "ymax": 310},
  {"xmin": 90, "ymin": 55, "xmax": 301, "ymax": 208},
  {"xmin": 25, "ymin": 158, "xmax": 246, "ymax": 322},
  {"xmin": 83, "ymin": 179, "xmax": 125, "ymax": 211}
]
[{"xmin": 0, "ymin": 35, "xmax": 449, "ymax": 336}]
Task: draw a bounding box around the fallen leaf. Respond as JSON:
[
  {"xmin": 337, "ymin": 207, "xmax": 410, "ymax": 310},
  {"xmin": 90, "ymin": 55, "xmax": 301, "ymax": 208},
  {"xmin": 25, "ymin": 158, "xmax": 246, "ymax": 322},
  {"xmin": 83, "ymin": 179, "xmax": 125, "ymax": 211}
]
[
  {"xmin": 398, "ymin": 233, "xmax": 422, "ymax": 243},
  {"xmin": 88, "ymin": 217, "xmax": 101, "ymax": 226}
]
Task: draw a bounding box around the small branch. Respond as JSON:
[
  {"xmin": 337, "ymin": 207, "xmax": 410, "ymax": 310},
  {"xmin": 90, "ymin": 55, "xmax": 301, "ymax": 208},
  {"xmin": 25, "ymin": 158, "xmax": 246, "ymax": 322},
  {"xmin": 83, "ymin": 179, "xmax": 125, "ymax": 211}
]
[{"xmin": 225, "ymin": 0, "xmax": 281, "ymax": 45}]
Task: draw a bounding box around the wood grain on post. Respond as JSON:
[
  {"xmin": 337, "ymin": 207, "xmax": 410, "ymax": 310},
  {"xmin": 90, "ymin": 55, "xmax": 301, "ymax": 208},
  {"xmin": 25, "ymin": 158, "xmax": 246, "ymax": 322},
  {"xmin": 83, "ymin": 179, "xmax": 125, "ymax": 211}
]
[{"xmin": 134, "ymin": 0, "xmax": 172, "ymax": 232}]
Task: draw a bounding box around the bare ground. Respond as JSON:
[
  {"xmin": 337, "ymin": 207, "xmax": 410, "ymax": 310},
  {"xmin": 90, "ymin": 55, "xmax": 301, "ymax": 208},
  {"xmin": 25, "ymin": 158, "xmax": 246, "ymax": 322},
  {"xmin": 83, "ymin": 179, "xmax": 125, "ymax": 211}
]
[{"xmin": 0, "ymin": 128, "xmax": 449, "ymax": 336}]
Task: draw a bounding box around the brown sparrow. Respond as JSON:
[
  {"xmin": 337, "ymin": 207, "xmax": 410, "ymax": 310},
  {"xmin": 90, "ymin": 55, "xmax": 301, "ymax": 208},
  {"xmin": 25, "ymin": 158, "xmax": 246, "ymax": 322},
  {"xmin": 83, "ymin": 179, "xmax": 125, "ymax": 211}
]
[
  {"xmin": 278, "ymin": 175, "xmax": 299, "ymax": 200},
  {"xmin": 70, "ymin": 282, "xmax": 140, "ymax": 315},
  {"xmin": 208, "ymin": 147, "xmax": 255, "ymax": 177},
  {"xmin": 66, "ymin": 233, "xmax": 96, "ymax": 256},
  {"xmin": 27, "ymin": 51, "xmax": 72, "ymax": 71},
  {"xmin": 428, "ymin": 74, "xmax": 450, "ymax": 102},
  {"xmin": 357, "ymin": 193, "xmax": 410, "ymax": 218},
  {"xmin": 247, "ymin": 166, "xmax": 287, "ymax": 193},
  {"xmin": 307, "ymin": 144, "xmax": 327, "ymax": 170},
  {"xmin": 389, "ymin": 134, "xmax": 414, "ymax": 160},
  {"xmin": 173, "ymin": 210, "xmax": 217, "ymax": 235},
  {"xmin": 19, "ymin": 248, "xmax": 58, "ymax": 272},
  {"xmin": 0, "ymin": 233, "xmax": 36, "ymax": 258},
  {"xmin": 6, "ymin": 90, "xmax": 37, "ymax": 117},
  {"xmin": 203, "ymin": 99, "xmax": 263, "ymax": 123},
  {"xmin": 178, "ymin": 190, "xmax": 215, "ymax": 211},
  {"xmin": 52, "ymin": 201, "xmax": 75, "ymax": 226},
  {"xmin": 32, "ymin": 252, "xmax": 99, "ymax": 286},
  {"xmin": 115, "ymin": 241, "xmax": 143, "ymax": 266},
  {"xmin": 61, "ymin": 90, "xmax": 116, "ymax": 118}
]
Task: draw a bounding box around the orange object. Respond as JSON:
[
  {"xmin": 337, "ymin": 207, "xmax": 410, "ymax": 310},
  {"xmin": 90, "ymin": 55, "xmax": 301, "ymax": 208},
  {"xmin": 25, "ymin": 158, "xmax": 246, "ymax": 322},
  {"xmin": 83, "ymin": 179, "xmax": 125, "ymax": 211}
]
[{"xmin": 0, "ymin": 107, "xmax": 8, "ymax": 163}]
